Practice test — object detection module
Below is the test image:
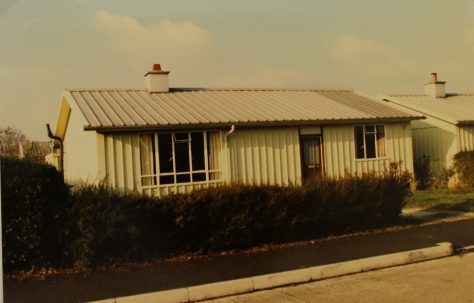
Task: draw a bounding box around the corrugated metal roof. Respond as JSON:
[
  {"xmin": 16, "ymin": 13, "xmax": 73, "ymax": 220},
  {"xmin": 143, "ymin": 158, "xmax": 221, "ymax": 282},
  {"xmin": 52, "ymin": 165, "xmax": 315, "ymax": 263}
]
[
  {"xmin": 65, "ymin": 88, "xmax": 421, "ymax": 131},
  {"xmin": 384, "ymin": 93, "xmax": 474, "ymax": 125}
]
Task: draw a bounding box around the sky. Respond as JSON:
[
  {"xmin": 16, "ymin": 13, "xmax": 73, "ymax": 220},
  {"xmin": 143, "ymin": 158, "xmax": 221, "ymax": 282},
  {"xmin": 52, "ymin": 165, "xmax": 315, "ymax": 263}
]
[{"xmin": 1, "ymin": 0, "xmax": 474, "ymax": 140}]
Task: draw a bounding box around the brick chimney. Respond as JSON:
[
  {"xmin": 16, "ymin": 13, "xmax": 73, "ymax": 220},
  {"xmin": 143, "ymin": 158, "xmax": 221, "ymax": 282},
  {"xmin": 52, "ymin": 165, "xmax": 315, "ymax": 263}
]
[
  {"xmin": 424, "ymin": 72, "xmax": 446, "ymax": 98},
  {"xmin": 145, "ymin": 64, "xmax": 170, "ymax": 93}
]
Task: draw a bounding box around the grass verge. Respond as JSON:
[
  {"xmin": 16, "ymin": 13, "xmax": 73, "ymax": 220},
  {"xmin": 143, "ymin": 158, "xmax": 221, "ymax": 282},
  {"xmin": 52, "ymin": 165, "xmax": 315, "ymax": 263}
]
[{"xmin": 406, "ymin": 189, "xmax": 474, "ymax": 212}]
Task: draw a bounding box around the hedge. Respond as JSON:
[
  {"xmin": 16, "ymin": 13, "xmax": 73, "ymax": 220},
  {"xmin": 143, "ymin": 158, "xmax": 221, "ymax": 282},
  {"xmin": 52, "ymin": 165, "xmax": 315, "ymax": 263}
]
[
  {"xmin": 453, "ymin": 151, "xmax": 474, "ymax": 188},
  {"xmin": 1, "ymin": 157, "xmax": 412, "ymax": 272},
  {"xmin": 1, "ymin": 157, "xmax": 69, "ymax": 272}
]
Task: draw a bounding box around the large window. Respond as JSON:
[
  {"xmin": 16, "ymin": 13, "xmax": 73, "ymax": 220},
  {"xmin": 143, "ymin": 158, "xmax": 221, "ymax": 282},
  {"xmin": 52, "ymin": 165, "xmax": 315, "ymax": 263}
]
[
  {"xmin": 354, "ymin": 125, "xmax": 386, "ymax": 159},
  {"xmin": 139, "ymin": 131, "xmax": 222, "ymax": 187}
]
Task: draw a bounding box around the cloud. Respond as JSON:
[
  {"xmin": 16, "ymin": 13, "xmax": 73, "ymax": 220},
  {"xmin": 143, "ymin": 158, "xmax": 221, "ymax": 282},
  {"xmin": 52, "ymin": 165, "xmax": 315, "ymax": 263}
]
[
  {"xmin": 0, "ymin": 0, "xmax": 17, "ymax": 17},
  {"xmin": 211, "ymin": 67, "xmax": 317, "ymax": 88},
  {"xmin": 95, "ymin": 11, "xmax": 213, "ymax": 64},
  {"xmin": 329, "ymin": 34, "xmax": 416, "ymax": 79}
]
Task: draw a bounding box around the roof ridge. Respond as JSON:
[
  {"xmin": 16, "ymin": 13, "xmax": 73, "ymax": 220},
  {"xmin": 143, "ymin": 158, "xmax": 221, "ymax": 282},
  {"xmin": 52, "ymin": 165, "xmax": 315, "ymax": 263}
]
[
  {"xmin": 65, "ymin": 88, "xmax": 355, "ymax": 93},
  {"xmin": 387, "ymin": 93, "xmax": 474, "ymax": 97}
]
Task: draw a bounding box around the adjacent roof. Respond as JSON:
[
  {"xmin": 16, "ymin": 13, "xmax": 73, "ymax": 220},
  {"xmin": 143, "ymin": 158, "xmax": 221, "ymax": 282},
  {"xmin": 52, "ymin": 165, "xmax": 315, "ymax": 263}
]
[
  {"xmin": 65, "ymin": 88, "xmax": 422, "ymax": 131},
  {"xmin": 383, "ymin": 93, "xmax": 474, "ymax": 125}
]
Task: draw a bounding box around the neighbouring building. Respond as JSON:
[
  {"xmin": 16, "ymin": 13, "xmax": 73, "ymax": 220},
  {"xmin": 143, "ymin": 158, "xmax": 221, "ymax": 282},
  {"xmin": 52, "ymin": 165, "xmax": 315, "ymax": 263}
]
[
  {"xmin": 381, "ymin": 73, "xmax": 474, "ymax": 173},
  {"xmin": 47, "ymin": 64, "xmax": 422, "ymax": 196}
]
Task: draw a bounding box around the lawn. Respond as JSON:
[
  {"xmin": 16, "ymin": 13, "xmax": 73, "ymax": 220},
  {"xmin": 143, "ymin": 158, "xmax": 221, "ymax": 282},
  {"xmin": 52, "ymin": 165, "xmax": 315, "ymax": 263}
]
[{"xmin": 405, "ymin": 188, "xmax": 474, "ymax": 212}]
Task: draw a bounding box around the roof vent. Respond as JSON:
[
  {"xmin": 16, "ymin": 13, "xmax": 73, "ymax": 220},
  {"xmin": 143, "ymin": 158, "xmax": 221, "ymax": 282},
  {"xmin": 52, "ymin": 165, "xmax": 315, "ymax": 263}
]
[
  {"xmin": 145, "ymin": 64, "xmax": 170, "ymax": 93},
  {"xmin": 424, "ymin": 72, "xmax": 446, "ymax": 98}
]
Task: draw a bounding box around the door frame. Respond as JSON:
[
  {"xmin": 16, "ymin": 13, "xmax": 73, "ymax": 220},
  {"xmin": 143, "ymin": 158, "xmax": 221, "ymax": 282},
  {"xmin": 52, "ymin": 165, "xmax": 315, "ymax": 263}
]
[{"xmin": 299, "ymin": 134, "xmax": 324, "ymax": 182}]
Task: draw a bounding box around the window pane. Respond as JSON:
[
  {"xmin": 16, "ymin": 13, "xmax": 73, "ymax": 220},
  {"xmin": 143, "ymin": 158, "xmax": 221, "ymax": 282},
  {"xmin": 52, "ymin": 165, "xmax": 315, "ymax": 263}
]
[
  {"xmin": 174, "ymin": 133, "xmax": 188, "ymax": 142},
  {"xmin": 139, "ymin": 134, "xmax": 156, "ymax": 186},
  {"xmin": 376, "ymin": 125, "xmax": 386, "ymax": 157},
  {"xmin": 177, "ymin": 174, "xmax": 191, "ymax": 183},
  {"xmin": 365, "ymin": 132, "xmax": 376, "ymax": 158},
  {"xmin": 175, "ymin": 141, "xmax": 190, "ymax": 172},
  {"xmin": 365, "ymin": 125, "xmax": 375, "ymax": 133},
  {"xmin": 158, "ymin": 134, "xmax": 173, "ymax": 173},
  {"xmin": 191, "ymin": 132, "xmax": 205, "ymax": 171},
  {"xmin": 192, "ymin": 173, "xmax": 206, "ymax": 182},
  {"xmin": 354, "ymin": 126, "xmax": 365, "ymax": 159},
  {"xmin": 303, "ymin": 139, "xmax": 319, "ymax": 165},
  {"xmin": 160, "ymin": 175, "xmax": 174, "ymax": 185},
  {"xmin": 208, "ymin": 131, "xmax": 221, "ymax": 180}
]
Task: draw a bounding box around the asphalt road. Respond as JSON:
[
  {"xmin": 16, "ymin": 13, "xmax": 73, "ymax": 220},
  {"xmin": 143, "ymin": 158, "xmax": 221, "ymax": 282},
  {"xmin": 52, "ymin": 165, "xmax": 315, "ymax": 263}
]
[
  {"xmin": 5, "ymin": 218, "xmax": 474, "ymax": 303},
  {"xmin": 203, "ymin": 252, "xmax": 474, "ymax": 303}
]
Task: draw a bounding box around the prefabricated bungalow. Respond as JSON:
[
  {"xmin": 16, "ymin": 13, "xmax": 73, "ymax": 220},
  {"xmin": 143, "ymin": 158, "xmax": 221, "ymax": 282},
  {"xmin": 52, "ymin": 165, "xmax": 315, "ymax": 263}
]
[
  {"xmin": 47, "ymin": 64, "xmax": 421, "ymax": 196},
  {"xmin": 381, "ymin": 73, "xmax": 474, "ymax": 173}
]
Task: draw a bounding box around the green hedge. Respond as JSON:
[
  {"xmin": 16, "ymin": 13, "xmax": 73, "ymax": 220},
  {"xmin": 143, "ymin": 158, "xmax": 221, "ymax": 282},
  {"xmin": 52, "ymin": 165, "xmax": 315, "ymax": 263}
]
[
  {"xmin": 453, "ymin": 151, "xmax": 474, "ymax": 188},
  {"xmin": 1, "ymin": 157, "xmax": 412, "ymax": 271},
  {"xmin": 1, "ymin": 157, "xmax": 69, "ymax": 272},
  {"xmin": 65, "ymin": 172, "xmax": 410, "ymax": 267}
]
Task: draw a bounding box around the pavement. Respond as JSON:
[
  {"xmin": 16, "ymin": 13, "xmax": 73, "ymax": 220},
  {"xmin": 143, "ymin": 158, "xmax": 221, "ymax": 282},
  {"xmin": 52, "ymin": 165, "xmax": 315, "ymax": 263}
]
[
  {"xmin": 5, "ymin": 214, "xmax": 474, "ymax": 303},
  {"xmin": 202, "ymin": 251, "xmax": 474, "ymax": 303}
]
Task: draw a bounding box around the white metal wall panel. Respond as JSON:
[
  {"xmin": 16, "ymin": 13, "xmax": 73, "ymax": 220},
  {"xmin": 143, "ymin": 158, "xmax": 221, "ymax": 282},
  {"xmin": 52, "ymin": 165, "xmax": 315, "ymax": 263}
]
[
  {"xmin": 227, "ymin": 128, "xmax": 302, "ymax": 186},
  {"xmin": 459, "ymin": 126, "xmax": 474, "ymax": 152},
  {"xmin": 101, "ymin": 133, "xmax": 141, "ymax": 192},
  {"xmin": 323, "ymin": 123, "xmax": 414, "ymax": 178},
  {"xmin": 385, "ymin": 122, "xmax": 414, "ymax": 173},
  {"xmin": 411, "ymin": 118, "xmax": 458, "ymax": 171}
]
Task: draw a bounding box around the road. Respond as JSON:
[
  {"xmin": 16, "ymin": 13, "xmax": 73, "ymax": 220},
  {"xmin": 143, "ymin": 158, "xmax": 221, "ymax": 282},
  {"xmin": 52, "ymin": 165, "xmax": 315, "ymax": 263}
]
[
  {"xmin": 203, "ymin": 252, "xmax": 474, "ymax": 303},
  {"xmin": 5, "ymin": 218, "xmax": 474, "ymax": 302}
]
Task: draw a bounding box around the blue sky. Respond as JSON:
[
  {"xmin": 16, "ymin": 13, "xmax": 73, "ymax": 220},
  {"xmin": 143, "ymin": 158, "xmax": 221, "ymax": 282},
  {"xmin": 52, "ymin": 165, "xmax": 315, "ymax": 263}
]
[{"xmin": 1, "ymin": 0, "xmax": 474, "ymax": 139}]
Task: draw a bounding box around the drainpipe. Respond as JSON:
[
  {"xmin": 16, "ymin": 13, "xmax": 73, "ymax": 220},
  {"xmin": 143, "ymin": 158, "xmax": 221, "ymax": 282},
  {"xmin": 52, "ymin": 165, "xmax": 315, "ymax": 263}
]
[
  {"xmin": 224, "ymin": 125, "xmax": 236, "ymax": 184},
  {"xmin": 46, "ymin": 124, "xmax": 64, "ymax": 179},
  {"xmin": 224, "ymin": 124, "xmax": 235, "ymax": 139}
]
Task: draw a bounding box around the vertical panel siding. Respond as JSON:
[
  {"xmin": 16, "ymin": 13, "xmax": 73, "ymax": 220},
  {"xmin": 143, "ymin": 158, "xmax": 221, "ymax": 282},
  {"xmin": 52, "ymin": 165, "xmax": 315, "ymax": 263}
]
[
  {"xmin": 411, "ymin": 119, "xmax": 458, "ymax": 171},
  {"xmin": 103, "ymin": 133, "xmax": 142, "ymax": 192},
  {"xmin": 227, "ymin": 128, "xmax": 301, "ymax": 186},
  {"xmin": 323, "ymin": 123, "xmax": 414, "ymax": 178},
  {"xmin": 459, "ymin": 126, "xmax": 474, "ymax": 151}
]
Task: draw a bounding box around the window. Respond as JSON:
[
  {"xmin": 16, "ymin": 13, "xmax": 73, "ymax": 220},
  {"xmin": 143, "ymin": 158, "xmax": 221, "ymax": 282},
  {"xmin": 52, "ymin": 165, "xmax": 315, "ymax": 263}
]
[
  {"xmin": 139, "ymin": 131, "xmax": 222, "ymax": 187},
  {"xmin": 354, "ymin": 125, "xmax": 386, "ymax": 159}
]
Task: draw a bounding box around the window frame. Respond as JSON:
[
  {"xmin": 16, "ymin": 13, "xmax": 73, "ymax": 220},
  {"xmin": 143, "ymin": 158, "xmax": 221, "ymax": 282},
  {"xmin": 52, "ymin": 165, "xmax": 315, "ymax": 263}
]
[
  {"xmin": 353, "ymin": 124, "xmax": 387, "ymax": 160},
  {"xmin": 139, "ymin": 131, "xmax": 223, "ymax": 188}
]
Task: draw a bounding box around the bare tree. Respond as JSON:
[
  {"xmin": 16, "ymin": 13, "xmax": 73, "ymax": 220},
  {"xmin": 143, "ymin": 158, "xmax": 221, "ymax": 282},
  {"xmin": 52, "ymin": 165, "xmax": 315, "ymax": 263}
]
[{"xmin": 0, "ymin": 127, "xmax": 27, "ymax": 158}]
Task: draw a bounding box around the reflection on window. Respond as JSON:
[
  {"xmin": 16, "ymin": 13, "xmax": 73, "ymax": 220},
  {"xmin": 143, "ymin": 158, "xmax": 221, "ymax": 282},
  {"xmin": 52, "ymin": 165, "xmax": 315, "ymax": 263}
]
[
  {"xmin": 354, "ymin": 125, "xmax": 386, "ymax": 159},
  {"xmin": 139, "ymin": 131, "xmax": 222, "ymax": 187}
]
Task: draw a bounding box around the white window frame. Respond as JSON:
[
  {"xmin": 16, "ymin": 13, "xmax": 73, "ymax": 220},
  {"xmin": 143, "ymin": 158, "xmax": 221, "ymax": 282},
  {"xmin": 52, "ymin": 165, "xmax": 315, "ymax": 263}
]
[
  {"xmin": 139, "ymin": 131, "xmax": 223, "ymax": 188},
  {"xmin": 354, "ymin": 124, "xmax": 387, "ymax": 160}
]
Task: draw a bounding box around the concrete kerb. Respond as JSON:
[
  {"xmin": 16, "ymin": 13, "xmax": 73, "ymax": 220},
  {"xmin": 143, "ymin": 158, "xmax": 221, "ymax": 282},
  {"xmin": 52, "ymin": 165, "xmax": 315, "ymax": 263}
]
[{"xmin": 87, "ymin": 242, "xmax": 453, "ymax": 303}]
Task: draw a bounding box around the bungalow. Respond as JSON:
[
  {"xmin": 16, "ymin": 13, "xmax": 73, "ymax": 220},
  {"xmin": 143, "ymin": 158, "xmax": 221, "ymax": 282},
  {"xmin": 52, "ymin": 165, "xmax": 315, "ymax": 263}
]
[
  {"xmin": 381, "ymin": 73, "xmax": 474, "ymax": 173},
  {"xmin": 47, "ymin": 64, "xmax": 421, "ymax": 196}
]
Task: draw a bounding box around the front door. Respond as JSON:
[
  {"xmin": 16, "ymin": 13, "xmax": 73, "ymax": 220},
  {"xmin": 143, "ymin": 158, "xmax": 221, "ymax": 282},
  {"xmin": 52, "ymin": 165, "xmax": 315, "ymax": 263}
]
[{"xmin": 301, "ymin": 136, "xmax": 322, "ymax": 182}]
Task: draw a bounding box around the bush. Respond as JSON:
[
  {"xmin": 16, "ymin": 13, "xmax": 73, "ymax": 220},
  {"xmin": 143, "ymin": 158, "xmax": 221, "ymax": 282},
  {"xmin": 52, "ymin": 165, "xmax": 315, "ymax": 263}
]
[
  {"xmin": 1, "ymin": 157, "xmax": 69, "ymax": 272},
  {"xmin": 2, "ymin": 158, "xmax": 412, "ymax": 271},
  {"xmin": 164, "ymin": 171, "xmax": 411, "ymax": 253},
  {"xmin": 66, "ymin": 184, "xmax": 175, "ymax": 267},
  {"xmin": 414, "ymin": 156, "xmax": 431, "ymax": 189},
  {"xmin": 453, "ymin": 151, "xmax": 474, "ymax": 188}
]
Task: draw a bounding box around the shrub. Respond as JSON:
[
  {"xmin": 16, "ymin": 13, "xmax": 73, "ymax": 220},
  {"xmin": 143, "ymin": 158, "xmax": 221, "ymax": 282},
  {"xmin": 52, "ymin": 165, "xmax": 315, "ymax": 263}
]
[
  {"xmin": 414, "ymin": 156, "xmax": 431, "ymax": 189},
  {"xmin": 2, "ymin": 158, "xmax": 412, "ymax": 271},
  {"xmin": 169, "ymin": 171, "xmax": 411, "ymax": 253},
  {"xmin": 66, "ymin": 183, "xmax": 176, "ymax": 267},
  {"xmin": 1, "ymin": 157, "xmax": 69, "ymax": 272},
  {"xmin": 453, "ymin": 151, "xmax": 474, "ymax": 188}
]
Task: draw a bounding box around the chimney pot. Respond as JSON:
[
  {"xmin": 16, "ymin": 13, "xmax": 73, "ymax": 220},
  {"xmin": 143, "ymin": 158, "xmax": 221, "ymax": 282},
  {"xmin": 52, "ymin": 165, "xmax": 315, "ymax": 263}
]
[
  {"xmin": 431, "ymin": 72, "xmax": 438, "ymax": 83},
  {"xmin": 152, "ymin": 64, "xmax": 162, "ymax": 71}
]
